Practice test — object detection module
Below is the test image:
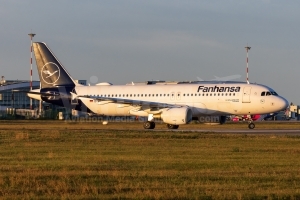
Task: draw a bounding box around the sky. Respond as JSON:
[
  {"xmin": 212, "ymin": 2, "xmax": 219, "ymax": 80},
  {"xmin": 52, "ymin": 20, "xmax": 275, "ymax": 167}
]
[{"xmin": 1, "ymin": 0, "xmax": 300, "ymax": 104}]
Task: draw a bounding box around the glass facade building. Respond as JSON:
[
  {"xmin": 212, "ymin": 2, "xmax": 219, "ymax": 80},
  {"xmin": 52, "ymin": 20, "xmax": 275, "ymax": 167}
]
[{"xmin": 0, "ymin": 80, "xmax": 40, "ymax": 110}]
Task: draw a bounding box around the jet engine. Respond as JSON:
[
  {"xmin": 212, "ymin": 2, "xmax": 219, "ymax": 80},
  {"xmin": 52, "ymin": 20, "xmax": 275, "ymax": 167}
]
[{"xmin": 161, "ymin": 107, "xmax": 193, "ymax": 125}]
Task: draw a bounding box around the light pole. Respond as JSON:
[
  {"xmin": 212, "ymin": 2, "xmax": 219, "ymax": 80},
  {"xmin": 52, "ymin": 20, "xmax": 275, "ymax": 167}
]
[
  {"xmin": 245, "ymin": 45, "xmax": 251, "ymax": 84},
  {"xmin": 28, "ymin": 33, "xmax": 35, "ymax": 109}
]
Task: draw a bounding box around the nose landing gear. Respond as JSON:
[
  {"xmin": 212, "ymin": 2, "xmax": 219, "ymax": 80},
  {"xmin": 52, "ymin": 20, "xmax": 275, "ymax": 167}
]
[{"xmin": 248, "ymin": 121, "xmax": 255, "ymax": 129}]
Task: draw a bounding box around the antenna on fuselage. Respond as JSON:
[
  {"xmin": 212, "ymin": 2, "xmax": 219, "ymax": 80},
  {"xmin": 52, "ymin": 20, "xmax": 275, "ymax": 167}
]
[{"xmin": 245, "ymin": 45, "xmax": 251, "ymax": 84}]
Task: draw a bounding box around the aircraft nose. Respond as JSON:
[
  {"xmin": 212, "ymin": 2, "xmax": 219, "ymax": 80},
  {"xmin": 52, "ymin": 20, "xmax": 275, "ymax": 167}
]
[{"xmin": 277, "ymin": 97, "xmax": 289, "ymax": 111}]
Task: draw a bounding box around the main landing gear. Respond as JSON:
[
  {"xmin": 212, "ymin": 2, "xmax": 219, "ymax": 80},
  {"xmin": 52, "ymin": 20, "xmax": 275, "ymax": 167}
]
[
  {"xmin": 166, "ymin": 124, "xmax": 179, "ymax": 129},
  {"xmin": 143, "ymin": 121, "xmax": 180, "ymax": 130},
  {"xmin": 143, "ymin": 114, "xmax": 180, "ymax": 130},
  {"xmin": 143, "ymin": 121, "xmax": 155, "ymax": 129},
  {"xmin": 143, "ymin": 114, "xmax": 156, "ymax": 129}
]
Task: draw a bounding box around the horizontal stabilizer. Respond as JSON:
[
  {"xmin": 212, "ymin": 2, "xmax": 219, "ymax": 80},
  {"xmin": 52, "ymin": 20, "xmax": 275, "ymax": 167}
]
[{"xmin": 13, "ymin": 90, "xmax": 60, "ymax": 96}]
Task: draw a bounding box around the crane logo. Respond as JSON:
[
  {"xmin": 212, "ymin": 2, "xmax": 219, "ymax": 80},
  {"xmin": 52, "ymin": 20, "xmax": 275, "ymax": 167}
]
[{"xmin": 41, "ymin": 62, "xmax": 60, "ymax": 85}]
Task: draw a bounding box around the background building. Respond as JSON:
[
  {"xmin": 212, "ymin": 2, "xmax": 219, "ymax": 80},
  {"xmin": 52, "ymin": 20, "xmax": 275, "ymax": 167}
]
[
  {"xmin": 0, "ymin": 79, "xmax": 40, "ymax": 110},
  {"xmin": 0, "ymin": 78, "xmax": 87, "ymax": 119}
]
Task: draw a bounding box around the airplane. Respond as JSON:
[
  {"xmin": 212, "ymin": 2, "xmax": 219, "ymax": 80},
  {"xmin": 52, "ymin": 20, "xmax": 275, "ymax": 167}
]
[
  {"xmin": 232, "ymin": 114, "xmax": 261, "ymax": 122},
  {"xmin": 27, "ymin": 42, "xmax": 289, "ymax": 129}
]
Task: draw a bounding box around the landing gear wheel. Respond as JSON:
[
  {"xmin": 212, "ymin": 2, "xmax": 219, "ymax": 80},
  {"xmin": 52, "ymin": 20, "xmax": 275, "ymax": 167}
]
[
  {"xmin": 248, "ymin": 122, "xmax": 255, "ymax": 129},
  {"xmin": 150, "ymin": 122, "xmax": 155, "ymax": 129},
  {"xmin": 166, "ymin": 124, "xmax": 179, "ymax": 129},
  {"xmin": 144, "ymin": 121, "xmax": 155, "ymax": 129}
]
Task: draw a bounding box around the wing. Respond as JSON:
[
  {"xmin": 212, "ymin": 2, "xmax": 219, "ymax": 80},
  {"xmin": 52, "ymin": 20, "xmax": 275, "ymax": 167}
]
[{"xmin": 74, "ymin": 93, "xmax": 183, "ymax": 109}]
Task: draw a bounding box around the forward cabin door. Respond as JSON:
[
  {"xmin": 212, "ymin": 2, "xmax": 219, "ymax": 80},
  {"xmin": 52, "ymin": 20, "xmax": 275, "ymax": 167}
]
[{"xmin": 242, "ymin": 86, "xmax": 251, "ymax": 103}]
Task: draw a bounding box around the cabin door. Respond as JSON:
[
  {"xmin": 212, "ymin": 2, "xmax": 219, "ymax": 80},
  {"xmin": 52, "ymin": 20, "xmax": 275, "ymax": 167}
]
[{"xmin": 242, "ymin": 86, "xmax": 251, "ymax": 103}]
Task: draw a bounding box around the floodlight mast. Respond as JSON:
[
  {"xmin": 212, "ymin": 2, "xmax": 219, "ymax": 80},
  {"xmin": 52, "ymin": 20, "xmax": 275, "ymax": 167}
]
[
  {"xmin": 245, "ymin": 45, "xmax": 251, "ymax": 84},
  {"xmin": 28, "ymin": 33, "xmax": 35, "ymax": 110}
]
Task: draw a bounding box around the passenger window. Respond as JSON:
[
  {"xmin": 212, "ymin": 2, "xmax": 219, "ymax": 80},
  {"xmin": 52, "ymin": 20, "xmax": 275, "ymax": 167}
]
[
  {"xmin": 210, "ymin": 94, "xmax": 212, "ymax": 96},
  {"xmin": 191, "ymin": 94, "xmax": 193, "ymax": 96}
]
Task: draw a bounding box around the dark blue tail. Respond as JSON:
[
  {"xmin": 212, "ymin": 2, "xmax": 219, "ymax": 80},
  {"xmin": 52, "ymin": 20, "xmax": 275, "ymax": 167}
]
[{"xmin": 33, "ymin": 42, "xmax": 76, "ymax": 89}]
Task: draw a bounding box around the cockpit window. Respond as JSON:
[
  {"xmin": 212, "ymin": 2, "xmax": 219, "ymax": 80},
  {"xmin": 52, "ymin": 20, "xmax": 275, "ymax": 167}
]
[{"xmin": 261, "ymin": 91, "xmax": 278, "ymax": 96}]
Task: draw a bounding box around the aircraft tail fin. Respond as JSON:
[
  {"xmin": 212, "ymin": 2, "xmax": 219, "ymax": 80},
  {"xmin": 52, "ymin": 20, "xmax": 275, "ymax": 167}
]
[{"xmin": 33, "ymin": 42, "xmax": 77, "ymax": 88}]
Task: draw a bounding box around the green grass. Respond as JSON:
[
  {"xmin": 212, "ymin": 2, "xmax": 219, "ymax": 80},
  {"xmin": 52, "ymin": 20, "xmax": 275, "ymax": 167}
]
[{"xmin": 0, "ymin": 122, "xmax": 300, "ymax": 199}]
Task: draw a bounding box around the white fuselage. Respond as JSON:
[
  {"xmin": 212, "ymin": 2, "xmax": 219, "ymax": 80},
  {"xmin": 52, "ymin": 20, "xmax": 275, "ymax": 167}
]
[{"xmin": 74, "ymin": 82, "xmax": 288, "ymax": 117}]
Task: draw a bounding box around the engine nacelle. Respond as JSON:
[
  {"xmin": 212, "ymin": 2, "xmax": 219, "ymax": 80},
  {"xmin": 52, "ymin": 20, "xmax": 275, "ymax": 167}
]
[{"xmin": 161, "ymin": 107, "xmax": 193, "ymax": 125}]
